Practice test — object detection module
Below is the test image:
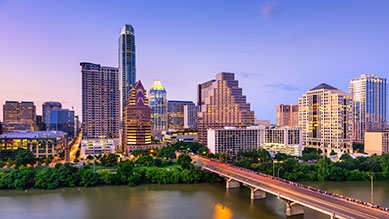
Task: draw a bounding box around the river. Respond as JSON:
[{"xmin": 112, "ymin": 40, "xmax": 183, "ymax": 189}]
[{"xmin": 0, "ymin": 181, "xmax": 388, "ymax": 219}]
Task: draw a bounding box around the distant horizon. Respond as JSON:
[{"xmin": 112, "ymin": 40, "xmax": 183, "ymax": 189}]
[{"xmin": 1, "ymin": 0, "xmax": 388, "ymax": 123}]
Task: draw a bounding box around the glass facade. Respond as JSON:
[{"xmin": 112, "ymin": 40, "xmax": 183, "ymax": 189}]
[
  {"xmin": 119, "ymin": 24, "xmax": 136, "ymax": 123},
  {"xmin": 149, "ymin": 80, "xmax": 167, "ymax": 130},
  {"xmin": 49, "ymin": 109, "xmax": 75, "ymax": 137},
  {"xmin": 349, "ymin": 75, "xmax": 387, "ymax": 143},
  {"xmin": 167, "ymin": 100, "xmax": 194, "ymax": 129}
]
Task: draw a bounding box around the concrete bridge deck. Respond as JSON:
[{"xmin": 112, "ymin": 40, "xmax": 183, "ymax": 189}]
[{"xmin": 192, "ymin": 155, "xmax": 389, "ymax": 219}]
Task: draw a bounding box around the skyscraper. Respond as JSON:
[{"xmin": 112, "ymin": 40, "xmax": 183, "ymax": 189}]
[
  {"xmin": 298, "ymin": 83, "xmax": 353, "ymax": 154},
  {"xmin": 2, "ymin": 101, "xmax": 36, "ymax": 132},
  {"xmin": 149, "ymin": 80, "xmax": 167, "ymax": 130},
  {"xmin": 167, "ymin": 100, "xmax": 194, "ymax": 129},
  {"xmin": 276, "ymin": 104, "xmax": 299, "ymax": 127},
  {"xmin": 349, "ymin": 74, "xmax": 387, "ymax": 143},
  {"xmin": 42, "ymin": 101, "xmax": 62, "ymax": 130},
  {"xmin": 49, "ymin": 108, "xmax": 75, "ymax": 137},
  {"xmin": 184, "ymin": 104, "xmax": 199, "ymax": 129},
  {"xmin": 81, "ymin": 62, "xmax": 119, "ymax": 138},
  {"xmin": 119, "ymin": 24, "xmax": 136, "ymax": 123},
  {"xmin": 124, "ymin": 80, "xmax": 151, "ymax": 152},
  {"xmin": 198, "ymin": 72, "xmax": 255, "ymax": 145}
]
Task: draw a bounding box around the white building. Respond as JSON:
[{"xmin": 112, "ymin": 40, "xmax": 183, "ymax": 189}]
[
  {"xmin": 207, "ymin": 126, "xmax": 302, "ymax": 157},
  {"xmin": 298, "ymin": 83, "xmax": 353, "ymax": 154},
  {"xmin": 80, "ymin": 139, "xmax": 116, "ymax": 158}
]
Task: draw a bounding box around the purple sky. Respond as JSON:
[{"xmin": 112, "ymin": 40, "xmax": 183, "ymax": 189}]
[{"xmin": 0, "ymin": 0, "xmax": 388, "ymax": 123}]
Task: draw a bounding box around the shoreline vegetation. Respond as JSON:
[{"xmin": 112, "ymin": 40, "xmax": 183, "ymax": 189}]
[{"xmin": 1, "ymin": 142, "xmax": 389, "ymax": 191}]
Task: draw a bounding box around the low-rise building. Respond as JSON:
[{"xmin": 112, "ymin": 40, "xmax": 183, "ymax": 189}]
[
  {"xmin": 365, "ymin": 130, "xmax": 389, "ymax": 155},
  {"xmin": 80, "ymin": 139, "xmax": 116, "ymax": 157},
  {"xmin": 207, "ymin": 126, "xmax": 302, "ymax": 157},
  {"xmin": 163, "ymin": 129, "xmax": 198, "ymax": 143},
  {"xmin": 0, "ymin": 131, "xmax": 67, "ymax": 157}
]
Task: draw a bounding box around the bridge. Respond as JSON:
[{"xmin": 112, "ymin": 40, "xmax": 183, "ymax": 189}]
[{"xmin": 191, "ymin": 155, "xmax": 389, "ymax": 219}]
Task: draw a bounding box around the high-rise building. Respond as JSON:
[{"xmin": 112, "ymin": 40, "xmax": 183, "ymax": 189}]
[
  {"xmin": 35, "ymin": 115, "xmax": 45, "ymax": 131},
  {"xmin": 124, "ymin": 80, "xmax": 151, "ymax": 152},
  {"xmin": 349, "ymin": 74, "xmax": 387, "ymax": 143},
  {"xmin": 149, "ymin": 80, "xmax": 167, "ymax": 130},
  {"xmin": 298, "ymin": 83, "xmax": 353, "ymax": 154},
  {"xmin": 81, "ymin": 62, "xmax": 119, "ymax": 138},
  {"xmin": 276, "ymin": 104, "xmax": 299, "ymax": 127},
  {"xmin": 2, "ymin": 101, "xmax": 36, "ymax": 132},
  {"xmin": 75, "ymin": 115, "xmax": 81, "ymax": 134},
  {"xmin": 167, "ymin": 100, "xmax": 194, "ymax": 129},
  {"xmin": 184, "ymin": 105, "xmax": 199, "ymax": 129},
  {"xmin": 119, "ymin": 24, "xmax": 136, "ymax": 123},
  {"xmin": 42, "ymin": 101, "xmax": 62, "ymax": 129},
  {"xmin": 198, "ymin": 72, "xmax": 255, "ymax": 145},
  {"xmin": 207, "ymin": 126, "xmax": 302, "ymax": 157},
  {"xmin": 49, "ymin": 109, "xmax": 75, "ymax": 137}
]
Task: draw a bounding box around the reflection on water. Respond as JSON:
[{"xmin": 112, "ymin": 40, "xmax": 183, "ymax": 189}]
[
  {"xmin": 213, "ymin": 203, "xmax": 233, "ymax": 219},
  {"xmin": 0, "ymin": 181, "xmax": 387, "ymax": 219}
]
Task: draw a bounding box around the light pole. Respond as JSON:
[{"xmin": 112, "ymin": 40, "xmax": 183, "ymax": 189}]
[
  {"xmin": 278, "ymin": 166, "xmax": 283, "ymax": 178},
  {"xmin": 370, "ymin": 174, "xmax": 374, "ymax": 204}
]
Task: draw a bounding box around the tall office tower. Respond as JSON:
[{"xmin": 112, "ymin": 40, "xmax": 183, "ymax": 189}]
[
  {"xmin": 49, "ymin": 109, "xmax": 75, "ymax": 137},
  {"xmin": 298, "ymin": 83, "xmax": 353, "ymax": 154},
  {"xmin": 197, "ymin": 79, "xmax": 216, "ymax": 108},
  {"xmin": 42, "ymin": 101, "xmax": 62, "ymax": 129},
  {"xmin": 198, "ymin": 72, "xmax": 255, "ymax": 145},
  {"xmin": 349, "ymin": 74, "xmax": 387, "ymax": 143},
  {"xmin": 35, "ymin": 115, "xmax": 45, "ymax": 131},
  {"xmin": 119, "ymin": 24, "xmax": 136, "ymax": 123},
  {"xmin": 167, "ymin": 100, "xmax": 194, "ymax": 129},
  {"xmin": 184, "ymin": 104, "xmax": 199, "ymax": 128},
  {"xmin": 149, "ymin": 80, "xmax": 167, "ymax": 130},
  {"xmin": 81, "ymin": 62, "xmax": 119, "ymax": 138},
  {"xmin": 3, "ymin": 101, "xmax": 36, "ymax": 132},
  {"xmin": 124, "ymin": 80, "xmax": 151, "ymax": 152},
  {"xmin": 276, "ymin": 104, "xmax": 299, "ymax": 127}
]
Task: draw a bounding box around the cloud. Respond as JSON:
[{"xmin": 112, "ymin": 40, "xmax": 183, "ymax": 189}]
[
  {"xmin": 261, "ymin": 1, "xmax": 279, "ymax": 18},
  {"xmin": 267, "ymin": 83, "xmax": 299, "ymax": 91}
]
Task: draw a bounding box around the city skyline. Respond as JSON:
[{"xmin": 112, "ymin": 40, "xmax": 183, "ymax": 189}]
[{"xmin": 1, "ymin": 0, "xmax": 389, "ymax": 123}]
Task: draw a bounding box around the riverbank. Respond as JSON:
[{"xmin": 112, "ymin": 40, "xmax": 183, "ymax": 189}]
[
  {"xmin": 1, "ymin": 181, "xmax": 388, "ymax": 219},
  {"xmin": 0, "ymin": 155, "xmax": 216, "ymax": 191}
]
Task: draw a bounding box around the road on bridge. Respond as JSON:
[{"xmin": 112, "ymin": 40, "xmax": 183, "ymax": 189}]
[{"xmin": 192, "ymin": 155, "xmax": 389, "ymax": 219}]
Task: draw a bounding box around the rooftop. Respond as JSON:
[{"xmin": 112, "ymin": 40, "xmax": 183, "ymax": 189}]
[
  {"xmin": 0, "ymin": 131, "xmax": 67, "ymax": 139},
  {"xmin": 310, "ymin": 83, "xmax": 338, "ymax": 91}
]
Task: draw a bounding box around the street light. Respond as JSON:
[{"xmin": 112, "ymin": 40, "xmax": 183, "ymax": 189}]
[
  {"xmin": 277, "ymin": 166, "xmax": 283, "ymax": 178},
  {"xmin": 273, "ymin": 160, "xmax": 283, "ymax": 177},
  {"xmin": 369, "ymin": 174, "xmax": 374, "ymax": 204}
]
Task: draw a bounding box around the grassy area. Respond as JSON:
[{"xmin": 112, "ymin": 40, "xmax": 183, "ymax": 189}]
[{"xmin": 133, "ymin": 163, "xmax": 180, "ymax": 171}]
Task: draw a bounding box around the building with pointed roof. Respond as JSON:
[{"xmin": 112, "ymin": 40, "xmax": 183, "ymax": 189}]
[
  {"xmin": 124, "ymin": 80, "xmax": 152, "ymax": 152},
  {"xmin": 298, "ymin": 83, "xmax": 353, "ymax": 154},
  {"xmin": 149, "ymin": 80, "xmax": 167, "ymax": 130}
]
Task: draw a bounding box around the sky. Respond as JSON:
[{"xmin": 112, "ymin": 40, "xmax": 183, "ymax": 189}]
[{"xmin": 0, "ymin": 0, "xmax": 388, "ymax": 123}]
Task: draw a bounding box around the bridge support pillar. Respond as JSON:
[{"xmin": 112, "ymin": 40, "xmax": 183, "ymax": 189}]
[
  {"xmin": 226, "ymin": 178, "xmax": 240, "ymax": 189},
  {"xmin": 285, "ymin": 201, "xmax": 304, "ymax": 217},
  {"xmin": 250, "ymin": 188, "xmax": 266, "ymax": 200}
]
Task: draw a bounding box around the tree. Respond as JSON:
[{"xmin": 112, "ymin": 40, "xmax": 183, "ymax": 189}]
[
  {"xmin": 0, "ymin": 160, "xmax": 4, "ymax": 168},
  {"xmin": 14, "ymin": 149, "xmax": 35, "ymax": 168},
  {"xmin": 157, "ymin": 146, "xmax": 176, "ymax": 159},
  {"xmin": 35, "ymin": 168, "xmax": 60, "ymax": 189},
  {"xmin": 177, "ymin": 154, "xmax": 192, "ymax": 169},
  {"xmin": 78, "ymin": 168, "xmax": 100, "ymax": 187},
  {"xmin": 317, "ymin": 158, "xmax": 331, "ymax": 181},
  {"xmin": 153, "ymin": 158, "xmax": 163, "ymax": 167}
]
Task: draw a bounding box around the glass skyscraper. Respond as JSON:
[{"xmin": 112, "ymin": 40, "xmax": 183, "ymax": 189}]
[
  {"xmin": 149, "ymin": 80, "xmax": 167, "ymax": 130},
  {"xmin": 49, "ymin": 108, "xmax": 75, "ymax": 137},
  {"xmin": 42, "ymin": 101, "xmax": 62, "ymax": 130},
  {"xmin": 119, "ymin": 24, "xmax": 136, "ymax": 123},
  {"xmin": 349, "ymin": 74, "xmax": 387, "ymax": 143}
]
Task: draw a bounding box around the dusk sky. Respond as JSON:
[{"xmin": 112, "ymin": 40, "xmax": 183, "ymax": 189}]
[{"xmin": 0, "ymin": 0, "xmax": 388, "ymax": 123}]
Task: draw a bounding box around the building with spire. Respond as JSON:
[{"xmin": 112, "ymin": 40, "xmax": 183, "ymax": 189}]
[
  {"xmin": 119, "ymin": 24, "xmax": 136, "ymax": 123},
  {"xmin": 349, "ymin": 74, "xmax": 387, "ymax": 143},
  {"xmin": 298, "ymin": 83, "xmax": 353, "ymax": 154},
  {"xmin": 149, "ymin": 80, "xmax": 167, "ymax": 131},
  {"xmin": 124, "ymin": 80, "xmax": 152, "ymax": 152},
  {"xmin": 197, "ymin": 72, "xmax": 255, "ymax": 145}
]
